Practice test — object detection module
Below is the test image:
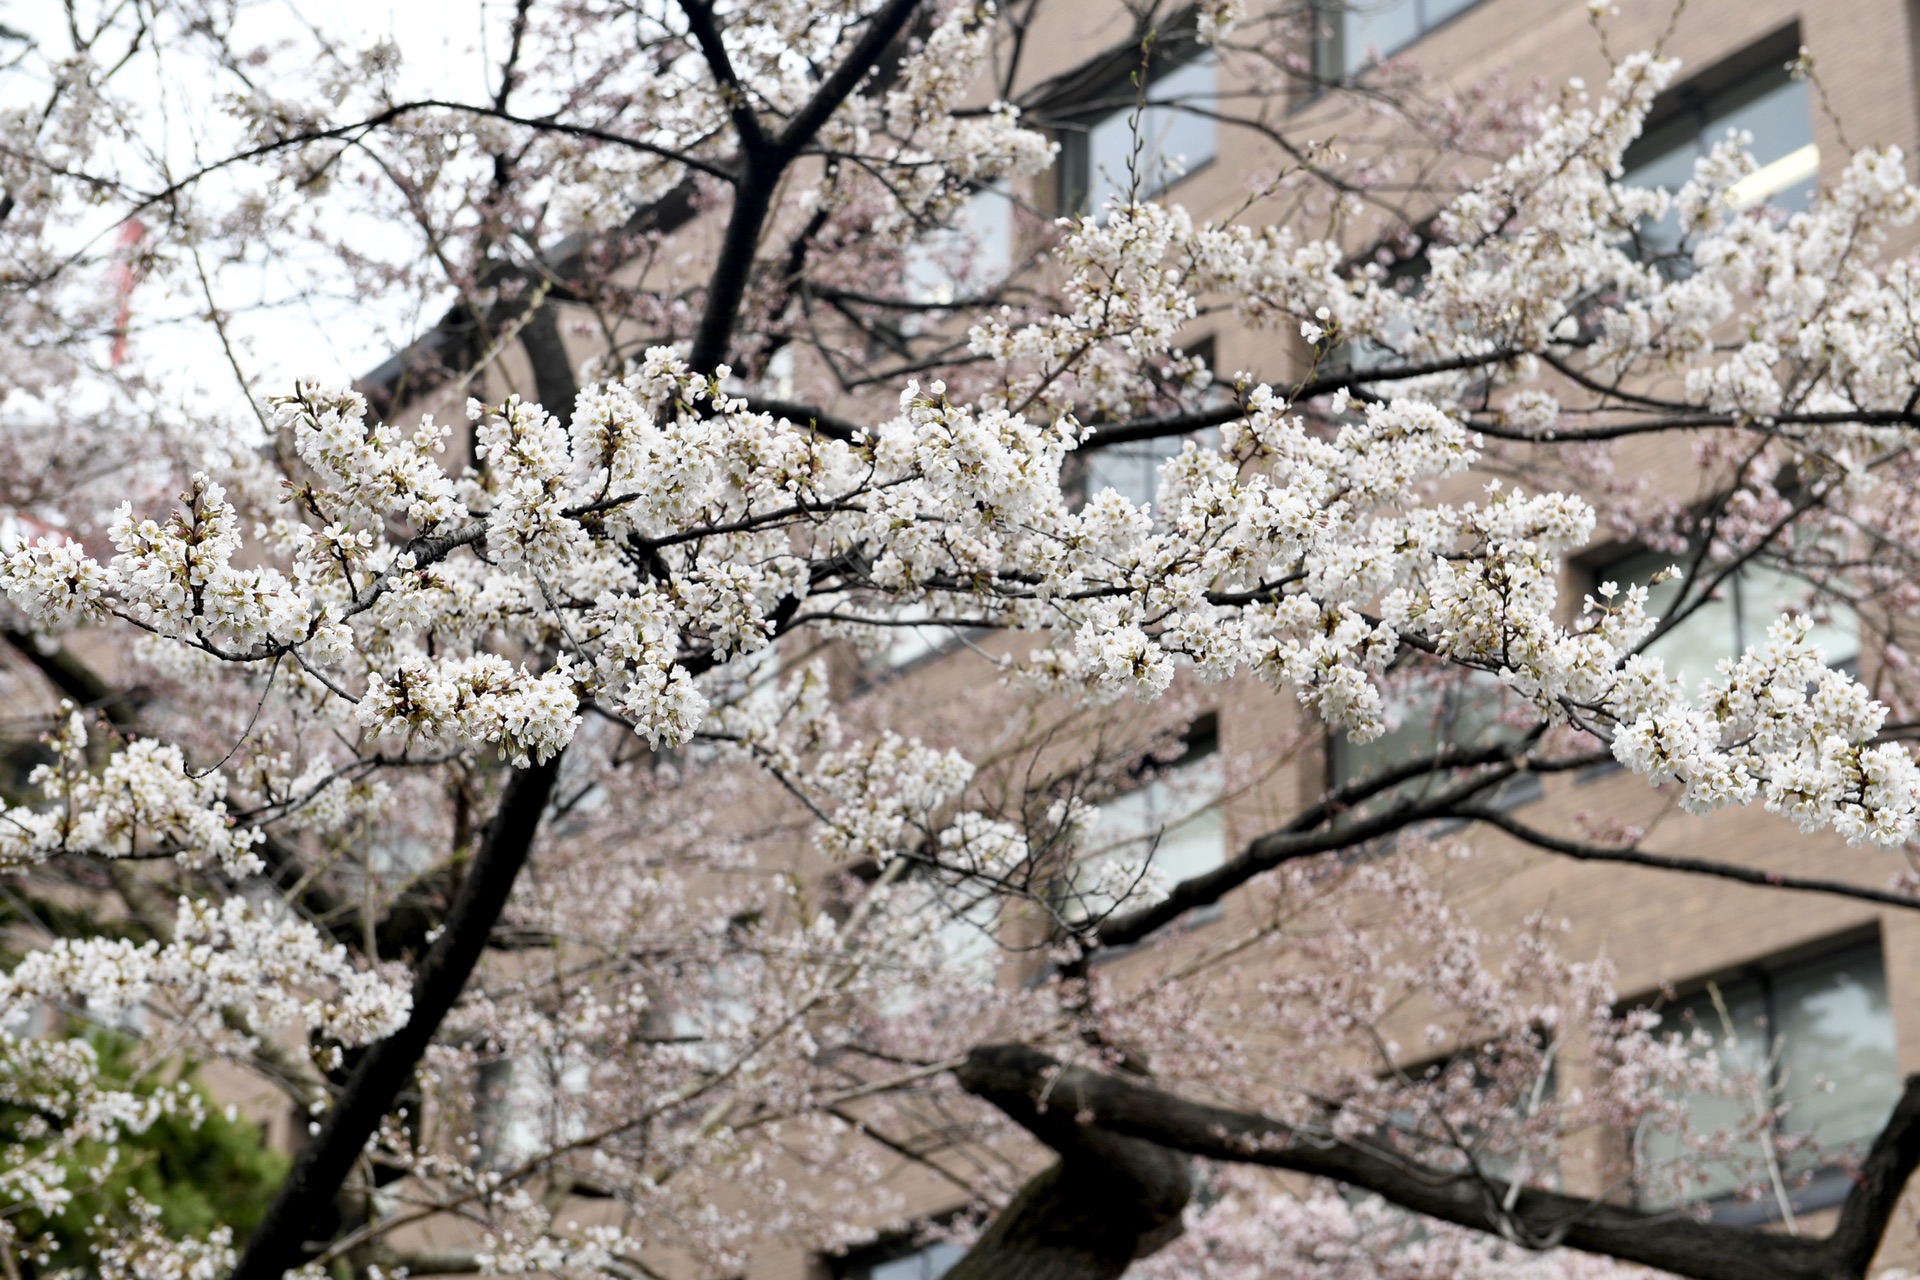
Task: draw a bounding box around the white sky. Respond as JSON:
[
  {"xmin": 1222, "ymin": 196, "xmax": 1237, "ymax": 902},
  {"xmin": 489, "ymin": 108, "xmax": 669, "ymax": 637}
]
[{"xmin": 2, "ymin": 0, "xmax": 514, "ymax": 424}]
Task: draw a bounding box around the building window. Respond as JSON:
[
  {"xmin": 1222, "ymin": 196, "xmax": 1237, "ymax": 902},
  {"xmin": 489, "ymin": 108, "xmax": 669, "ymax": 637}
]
[
  {"xmin": 1073, "ymin": 429, "xmax": 1207, "ymax": 511},
  {"xmin": 1067, "ymin": 336, "xmax": 1227, "ymax": 511},
  {"xmin": 877, "ymin": 601, "xmax": 952, "ymax": 671},
  {"xmin": 1383, "ymin": 1036, "xmax": 1558, "ymax": 1181},
  {"xmin": 1329, "ymin": 668, "xmax": 1535, "ymax": 807},
  {"xmin": 1062, "ymin": 715, "xmax": 1226, "ymax": 925},
  {"xmin": 832, "ymin": 1239, "xmax": 965, "ymax": 1280},
  {"xmin": 1622, "ymin": 43, "xmax": 1816, "ymax": 259},
  {"xmin": 475, "ymin": 1052, "xmax": 591, "ymax": 1169},
  {"xmin": 1602, "ymin": 549, "xmax": 1857, "ymax": 694},
  {"xmin": 1057, "ymin": 49, "xmax": 1217, "ymax": 218},
  {"xmin": 904, "ymin": 185, "xmax": 1015, "ymax": 307},
  {"xmin": 1329, "ymin": 252, "xmax": 1431, "ymax": 383},
  {"xmin": 666, "ymin": 954, "xmax": 762, "ymax": 1075},
  {"xmin": 891, "ymin": 864, "xmax": 1002, "ymax": 986},
  {"xmin": 1635, "ymin": 938, "xmax": 1900, "ymax": 1220},
  {"xmin": 1316, "ymin": 0, "xmax": 1486, "ymax": 79}
]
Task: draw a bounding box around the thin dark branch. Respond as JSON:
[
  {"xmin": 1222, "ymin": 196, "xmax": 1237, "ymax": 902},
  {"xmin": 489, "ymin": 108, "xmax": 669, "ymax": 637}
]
[
  {"xmin": 1095, "ymin": 761, "xmax": 1522, "ymax": 948},
  {"xmin": 1451, "ymin": 804, "xmax": 1920, "ymax": 912}
]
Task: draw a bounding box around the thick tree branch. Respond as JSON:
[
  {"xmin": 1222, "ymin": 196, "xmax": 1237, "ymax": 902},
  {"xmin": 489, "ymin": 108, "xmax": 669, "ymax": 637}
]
[
  {"xmin": 517, "ymin": 297, "xmax": 582, "ymax": 421},
  {"xmin": 687, "ymin": 0, "xmax": 926, "ymax": 372},
  {"xmin": 772, "ymin": 0, "xmax": 926, "ymax": 157},
  {"xmin": 959, "ymin": 1044, "xmax": 1920, "ymax": 1280},
  {"xmin": 676, "ymin": 0, "xmax": 770, "ymax": 157},
  {"xmin": 944, "ymin": 1051, "xmax": 1190, "ymax": 1280},
  {"xmin": 1075, "ymin": 349, "xmax": 1528, "ymax": 451},
  {"xmin": 230, "ymin": 753, "xmax": 563, "ymax": 1280}
]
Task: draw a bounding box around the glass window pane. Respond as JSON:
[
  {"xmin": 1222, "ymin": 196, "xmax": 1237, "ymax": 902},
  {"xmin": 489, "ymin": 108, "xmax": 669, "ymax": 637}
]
[
  {"xmin": 1772, "ymin": 946, "xmax": 1899, "ymax": 1158},
  {"xmin": 1640, "ymin": 980, "xmax": 1771, "ymax": 1207},
  {"xmin": 870, "ymin": 1253, "xmax": 921, "ymax": 1280},
  {"xmin": 1084, "ymin": 107, "xmax": 1137, "ymax": 218},
  {"xmin": 844, "ymin": 1240, "xmax": 963, "ymax": 1280},
  {"xmin": 1342, "ymin": 0, "xmax": 1421, "ymax": 74},
  {"xmin": 1082, "ymin": 55, "xmax": 1216, "ymax": 214},
  {"xmin": 1737, "ymin": 562, "xmax": 1858, "ymax": 669},
  {"xmin": 1069, "ymin": 750, "xmax": 1223, "ymax": 921},
  {"xmin": 921, "ymin": 1242, "xmax": 965, "ymax": 1277},
  {"xmin": 1621, "ymin": 125, "xmax": 1700, "ymax": 258},
  {"xmin": 1425, "ymin": 0, "xmax": 1480, "ymax": 21},
  {"xmin": 1334, "ymin": 676, "xmax": 1447, "ymax": 787},
  {"xmin": 1082, "ymin": 437, "xmax": 1174, "ymax": 508},
  {"xmin": 1137, "ymin": 54, "xmax": 1217, "ymax": 197},
  {"xmin": 1622, "ymin": 68, "xmax": 1815, "ymax": 251},
  {"xmin": 1613, "ymin": 551, "xmax": 1739, "ymax": 695},
  {"xmin": 1713, "ymin": 76, "xmax": 1815, "ymax": 212},
  {"xmin": 1149, "ymin": 750, "xmax": 1227, "ymax": 888},
  {"xmin": 1333, "ymin": 670, "xmax": 1520, "ymax": 791},
  {"xmin": 1638, "ymin": 943, "xmax": 1899, "ymax": 1210},
  {"xmin": 1715, "ymin": 76, "xmax": 1814, "ymax": 168},
  {"xmin": 882, "ymin": 600, "xmax": 950, "ymax": 669},
  {"xmin": 1340, "ymin": 255, "xmax": 1431, "ymax": 380},
  {"xmin": 1612, "ymin": 550, "xmax": 1858, "ymax": 691},
  {"xmin": 934, "ymin": 912, "xmax": 998, "ymax": 980},
  {"xmin": 904, "ymin": 186, "xmax": 1013, "ymax": 304},
  {"xmin": 1626, "ymin": 113, "xmax": 1706, "ymax": 185}
]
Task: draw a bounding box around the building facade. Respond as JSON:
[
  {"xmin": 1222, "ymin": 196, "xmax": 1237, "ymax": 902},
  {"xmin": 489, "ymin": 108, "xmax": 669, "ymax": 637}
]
[
  {"xmin": 344, "ymin": 0, "xmax": 1920, "ymax": 1275},
  {"xmin": 773, "ymin": 1, "xmax": 1920, "ymax": 1276}
]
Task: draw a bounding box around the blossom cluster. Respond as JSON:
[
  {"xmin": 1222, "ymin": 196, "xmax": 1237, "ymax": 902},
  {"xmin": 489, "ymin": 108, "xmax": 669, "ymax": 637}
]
[
  {"xmin": 8, "ymin": 6, "xmax": 1920, "ymax": 1272},
  {"xmin": 0, "ymin": 711, "xmax": 262, "ymax": 874},
  {"xmin": 0, "ymin": 895, "xmax": 412, "ymax": 1051}
]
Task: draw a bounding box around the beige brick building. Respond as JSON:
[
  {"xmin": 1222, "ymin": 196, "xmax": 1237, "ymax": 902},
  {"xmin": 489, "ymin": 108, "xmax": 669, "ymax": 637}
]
[
  {"xmin": 344, "ymin": 0, "xmax": 1920, "ymax": 1275},
  {"xmin": 746, "ymin": 1, "xmax": 1920, "ymax": 1276}
]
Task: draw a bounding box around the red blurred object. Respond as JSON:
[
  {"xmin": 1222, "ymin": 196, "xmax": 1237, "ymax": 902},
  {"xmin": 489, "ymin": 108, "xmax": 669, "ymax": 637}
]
[{"xmin": 109, "ymin": 218, "xmax": 147, "ymax": 367}]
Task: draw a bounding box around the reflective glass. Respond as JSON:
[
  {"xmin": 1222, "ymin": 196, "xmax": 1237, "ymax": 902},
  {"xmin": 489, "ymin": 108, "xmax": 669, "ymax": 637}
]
[
  {"xmin": 904, "ymin": 185, "xmax": 1014, "ymax": 305},
  {"xmin": 1082, "ymin": 436, "xmax": 1178, "ymax": 508},
  {"xmin": 1082, "ymin": 53, "xmax": 1217, "ymax": 216},
  {"xmin": 1640, "ymin": 980, "xmax": 1772, "ymax": 1205},
  {"xmin": 1716, "ymin": 77, "xmax": 1816, "ymax": 212},
  {"xmin": 1773, "ymin": 948, "xmax": 1899, "ymax": 1159},
  {"xmin": 1620, "ymin": 117, "xmax": 1700, "ymax": 259},
  {"xmin": 870, "ymin": 1242, "xmax": 964, "ymax": 1280},
  {"xmin": 1332, "ymin": 669, "xmax": 1521, "ymax": 792},
  {"xmin": 1610, "ymin": 552, "xmax": 1858, "ymax": 694},
  {"xmin": 1138, "ymin": 54, "xmax": 1218, "ymax": 196},
  {"xmin": 1341, "ymin": 0, "xmax": 1421, "ymax": 74},
  {"xmin": 1622, "ymin": 69, "xmax": 1815, "ymax": 261},
  {"xmin": 1739, "ymin": 561, "xmax": 1858, "ymax": 669},
  {"xmin": 1637, "ymin": 943, "xmax": 1901, "ymax": 1211},
  {"xmin": 1067, "ymin": 746, "xmax": 1225, "ymax": 922}
]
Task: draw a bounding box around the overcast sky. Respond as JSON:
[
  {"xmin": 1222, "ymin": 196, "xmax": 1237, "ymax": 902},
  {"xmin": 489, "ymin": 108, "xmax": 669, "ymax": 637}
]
[{"xmin": 3, "ymin": 0, "xmax": 513, "ymax": 424}]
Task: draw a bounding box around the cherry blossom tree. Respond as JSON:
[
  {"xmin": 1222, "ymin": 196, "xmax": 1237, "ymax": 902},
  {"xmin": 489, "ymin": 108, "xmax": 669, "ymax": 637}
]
[{"xmin": 6, "ymin": 2, "xmax": 1920, "ymax": 1279}]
